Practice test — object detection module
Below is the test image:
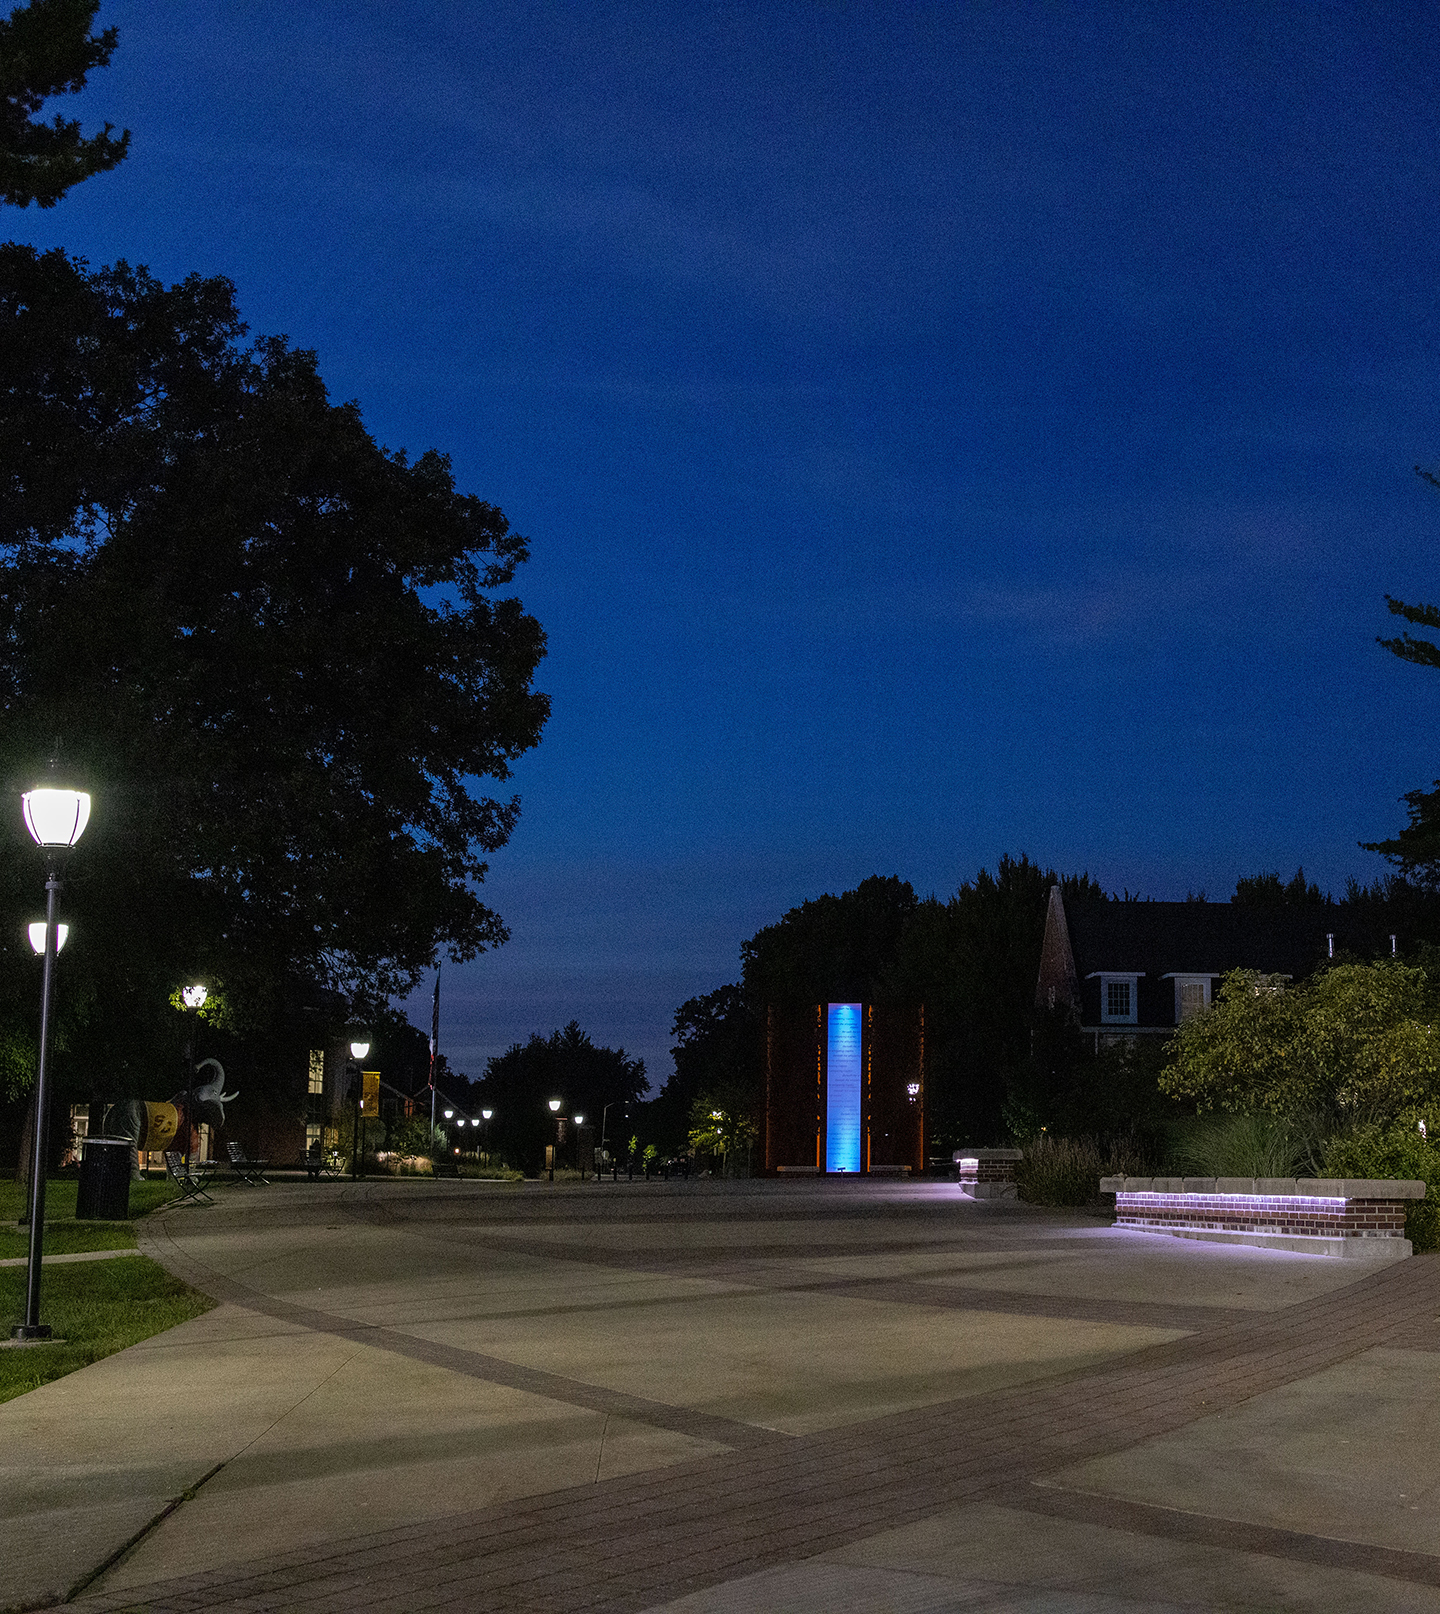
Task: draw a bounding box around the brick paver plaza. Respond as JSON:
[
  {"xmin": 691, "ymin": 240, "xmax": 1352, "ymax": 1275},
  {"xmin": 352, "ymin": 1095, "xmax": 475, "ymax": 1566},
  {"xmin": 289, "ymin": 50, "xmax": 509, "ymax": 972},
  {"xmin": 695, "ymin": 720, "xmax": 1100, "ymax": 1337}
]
[{"xmin": 3, "ymin": 1177, "xmax": 1438, "ymax": 1611}]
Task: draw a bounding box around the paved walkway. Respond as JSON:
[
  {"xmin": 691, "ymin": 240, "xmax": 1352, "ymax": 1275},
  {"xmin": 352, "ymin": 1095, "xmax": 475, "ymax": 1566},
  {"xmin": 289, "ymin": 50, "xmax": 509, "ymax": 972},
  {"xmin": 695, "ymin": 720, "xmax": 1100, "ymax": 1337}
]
[{"xmin": 2, "ymin": 1177, "xmax": 1436, "ymax": 1611}]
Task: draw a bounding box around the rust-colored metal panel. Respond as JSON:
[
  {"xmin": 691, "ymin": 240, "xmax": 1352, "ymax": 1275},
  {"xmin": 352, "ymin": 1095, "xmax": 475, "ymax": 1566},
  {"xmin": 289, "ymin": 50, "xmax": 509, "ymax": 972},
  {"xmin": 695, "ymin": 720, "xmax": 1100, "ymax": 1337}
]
[{"xmin": 762, "ymin": 1003, "xmax": 823, "ymax": 1170}]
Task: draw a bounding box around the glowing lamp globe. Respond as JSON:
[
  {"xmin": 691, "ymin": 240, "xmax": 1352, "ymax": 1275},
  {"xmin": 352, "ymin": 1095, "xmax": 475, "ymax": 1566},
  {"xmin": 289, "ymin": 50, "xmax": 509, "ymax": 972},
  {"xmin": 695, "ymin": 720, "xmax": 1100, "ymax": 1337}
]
[
  {"xmin": 548, "ymin": 1099, "xmax": 561, "ymax": 1113},
  {"xmin": 574, "ymin": 1114, "xmax": 584, "ymax": 1125},
  {"xmin": 182, "ymin": 984, "xmax": 207, "ymax": 1010},
  {"xmin": 350, "ymin": 1040, "xmax": 370, "ymax": 1060},
  {"xmin": 22, "ymin": 789, "xmax": 90, "ymax": 849},
  {"xmin": 27, "ymin": 923, "xmax": 67, "ymax": 955},
  {"xmin": 444, "ymin": 1109, "xmax": 454, "ymax": 1120},
  {"xmin": 482, "ymin": 1109, "xmax": 493, "ymax": 1120}
]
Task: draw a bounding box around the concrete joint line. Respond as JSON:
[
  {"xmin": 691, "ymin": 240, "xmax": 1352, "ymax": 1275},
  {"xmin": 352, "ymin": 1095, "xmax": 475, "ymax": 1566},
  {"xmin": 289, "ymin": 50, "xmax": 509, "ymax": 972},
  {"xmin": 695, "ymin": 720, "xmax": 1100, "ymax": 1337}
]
[
  {"xmin": 136, "ymin": 1219, "xmax": 788, "ymax": 1453},
  {"xmin": 62, "ymin": 1458, "xmax": 229, "ymax": 1607}
]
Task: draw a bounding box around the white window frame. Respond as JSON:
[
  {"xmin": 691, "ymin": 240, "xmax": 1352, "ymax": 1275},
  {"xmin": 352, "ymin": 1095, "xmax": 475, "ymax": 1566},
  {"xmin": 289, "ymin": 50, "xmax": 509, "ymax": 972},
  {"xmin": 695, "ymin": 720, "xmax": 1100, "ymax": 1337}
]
[
  {"xmin": 1090, "ymin": 972, "xmax": 1142, "ymax": 1025},
  {"xmin": 1163, "ymin": 973, "xmax": 1215, "ymax": 1023}
]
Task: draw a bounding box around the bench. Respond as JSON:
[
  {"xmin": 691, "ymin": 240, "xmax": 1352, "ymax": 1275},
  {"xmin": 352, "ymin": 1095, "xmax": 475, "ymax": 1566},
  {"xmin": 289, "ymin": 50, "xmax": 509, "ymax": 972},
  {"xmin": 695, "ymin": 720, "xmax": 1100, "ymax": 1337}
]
[
  {"xmin": 163, "ymin": 1150, "xmax": 214, "ymax": 1206},
  {"xmin": 431, "ymin": 1155, "xmax": 461, "ymax": 1179},
  {"xmin": 1099, "ymin": 1175, "xmax": 1426, "ymax": 1260},
  {"xmin": 226, "ymin": 1141, "xmax": 270, "ymax": 1185}
]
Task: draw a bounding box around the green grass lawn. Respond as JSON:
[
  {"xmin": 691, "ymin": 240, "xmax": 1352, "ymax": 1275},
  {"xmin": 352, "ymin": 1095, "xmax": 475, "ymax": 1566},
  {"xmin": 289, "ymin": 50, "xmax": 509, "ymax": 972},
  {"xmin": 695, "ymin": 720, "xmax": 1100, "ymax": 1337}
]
[
  {"xmin": 0, "ymin": 1176, "xmax": 180, "ymax": 1260},
  {"xmin": 0, "ymin": 1256, "xmax": 213, "ymax": 1403},
  {"xmin": 0, "ymin": 1174, "xmax": 211, "ymax": 1403}
]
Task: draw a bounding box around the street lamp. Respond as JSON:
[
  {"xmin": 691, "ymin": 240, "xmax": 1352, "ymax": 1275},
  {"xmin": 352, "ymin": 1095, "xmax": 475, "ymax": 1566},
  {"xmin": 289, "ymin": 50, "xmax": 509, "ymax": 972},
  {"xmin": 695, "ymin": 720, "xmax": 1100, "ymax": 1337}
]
[
  {"xmin": 15, "ymin": 783, "xmax": 90, "ymax": 1342},
  {"xmin": 180, "ymin": 985, "xmax": 207, "ymax": 1172},
  {"xmin": 349, "ymin": 1038, "xmax": 370, "ymax": 1181},
  {"xmin": 547, "ymin": 1098, "xmax": 562, "ymax": 1180},
  {"xmin": 26, "ymin": 923, "xmax": 67, "ymax": 954}
]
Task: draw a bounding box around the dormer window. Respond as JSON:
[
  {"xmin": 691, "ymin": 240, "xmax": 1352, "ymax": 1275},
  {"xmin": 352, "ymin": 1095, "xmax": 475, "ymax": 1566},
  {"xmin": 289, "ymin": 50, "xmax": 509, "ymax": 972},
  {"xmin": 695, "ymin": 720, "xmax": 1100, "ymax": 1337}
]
[
  {"xmin": 1094, "ymin": 973, "xmax": 1141, "ymax": 1024},
  {"xmin": 1162, "ymin": 973, "xmax": 1216, "ymax": 1023}
]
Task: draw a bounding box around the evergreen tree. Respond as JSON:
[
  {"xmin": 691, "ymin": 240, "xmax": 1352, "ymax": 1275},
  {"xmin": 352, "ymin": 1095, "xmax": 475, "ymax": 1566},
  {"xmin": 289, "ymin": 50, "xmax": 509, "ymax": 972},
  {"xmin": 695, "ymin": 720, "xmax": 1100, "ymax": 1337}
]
[{"xmin": 0, "ymin": 0, "xmax": 128, "ymax": 207}]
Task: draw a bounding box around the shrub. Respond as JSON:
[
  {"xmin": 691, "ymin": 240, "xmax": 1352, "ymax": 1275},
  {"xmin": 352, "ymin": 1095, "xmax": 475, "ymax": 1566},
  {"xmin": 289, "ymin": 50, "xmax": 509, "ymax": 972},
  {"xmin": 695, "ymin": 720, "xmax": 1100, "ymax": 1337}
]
[
  {"xmin": 1017, "ymin": 1134, "xmax": 1149, "ymax": 1207},
  {"xmin": 1170, "ymin": 1112, "xmax": 1324, "ymax": 1179},
  {"xmin": 1322, "ymin": 1111, "xmax": 1440, "ymax": 1253}
]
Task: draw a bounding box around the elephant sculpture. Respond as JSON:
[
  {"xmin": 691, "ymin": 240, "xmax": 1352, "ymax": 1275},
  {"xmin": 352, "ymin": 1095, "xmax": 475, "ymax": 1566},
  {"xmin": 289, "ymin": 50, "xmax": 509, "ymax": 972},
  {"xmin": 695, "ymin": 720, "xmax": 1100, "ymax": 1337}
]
[{"xmin": 105, "ymin": 1058, "xmax": 239, "ymax": 1176}]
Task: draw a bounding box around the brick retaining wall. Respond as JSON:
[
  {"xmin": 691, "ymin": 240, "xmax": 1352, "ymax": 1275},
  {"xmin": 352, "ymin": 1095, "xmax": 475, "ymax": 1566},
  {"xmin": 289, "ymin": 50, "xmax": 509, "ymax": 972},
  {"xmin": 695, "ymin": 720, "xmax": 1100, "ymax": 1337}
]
[
  {"xmin": 954, "ymin": 1148, "xmax": 1022, "ymax": 1200},
  {"xmin": 1098, "ymin": 1175, "xmax": 1426, "ymax": 1260}
]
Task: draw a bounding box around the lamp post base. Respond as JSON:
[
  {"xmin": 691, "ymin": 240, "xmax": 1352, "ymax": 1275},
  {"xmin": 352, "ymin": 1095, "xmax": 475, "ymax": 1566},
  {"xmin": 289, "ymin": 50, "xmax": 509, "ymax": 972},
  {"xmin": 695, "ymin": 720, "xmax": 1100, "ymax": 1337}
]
[{"xmin": 11, "ymin": 1323, "xmax": 52, "ymax": 1342}]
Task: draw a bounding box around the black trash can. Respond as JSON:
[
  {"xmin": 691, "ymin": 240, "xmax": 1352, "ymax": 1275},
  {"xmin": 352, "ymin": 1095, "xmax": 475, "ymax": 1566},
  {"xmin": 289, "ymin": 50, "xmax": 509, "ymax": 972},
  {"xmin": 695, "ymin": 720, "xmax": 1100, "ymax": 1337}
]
[{"xmin": 76, "ymin": 1137, "xmax": 132, "ymax": 1220}]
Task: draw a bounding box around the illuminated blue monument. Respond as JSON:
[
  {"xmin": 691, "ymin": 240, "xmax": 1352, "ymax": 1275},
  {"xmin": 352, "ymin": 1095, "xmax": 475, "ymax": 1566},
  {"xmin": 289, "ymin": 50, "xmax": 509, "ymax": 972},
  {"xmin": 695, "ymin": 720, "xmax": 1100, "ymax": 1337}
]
[{"xmin": 825, "ymin": 1002, "xmax": 862, "ymax": 1173}]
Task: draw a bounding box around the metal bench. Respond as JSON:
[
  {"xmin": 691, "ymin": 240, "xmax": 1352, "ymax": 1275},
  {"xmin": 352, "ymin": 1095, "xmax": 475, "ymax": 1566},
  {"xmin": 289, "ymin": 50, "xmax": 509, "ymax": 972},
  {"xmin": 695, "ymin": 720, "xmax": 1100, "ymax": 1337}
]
[
  {"xmin": 163, "ymin": 1150, "xmax": 214, "ymax": 1206},
  {"xmin": 226, "ymin": 1141, "xmax": 270, "ymax": 1185}
]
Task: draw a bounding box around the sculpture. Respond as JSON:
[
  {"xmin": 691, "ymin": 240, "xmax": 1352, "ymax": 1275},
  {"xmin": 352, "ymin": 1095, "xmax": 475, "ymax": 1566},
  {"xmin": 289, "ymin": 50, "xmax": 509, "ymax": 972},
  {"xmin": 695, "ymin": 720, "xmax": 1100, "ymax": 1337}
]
[{"xmin": 105, "ymin": 1058, "xmax": 239, "ymax": 1177}]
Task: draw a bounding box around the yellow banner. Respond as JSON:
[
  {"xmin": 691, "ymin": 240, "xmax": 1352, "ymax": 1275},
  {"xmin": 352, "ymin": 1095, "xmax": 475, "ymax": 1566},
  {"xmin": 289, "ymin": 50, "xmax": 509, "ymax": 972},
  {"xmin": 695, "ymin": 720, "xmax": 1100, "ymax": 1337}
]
[{"xmin": 360, "ymin": 1071, "xmax": 380, "ymax": 1115}]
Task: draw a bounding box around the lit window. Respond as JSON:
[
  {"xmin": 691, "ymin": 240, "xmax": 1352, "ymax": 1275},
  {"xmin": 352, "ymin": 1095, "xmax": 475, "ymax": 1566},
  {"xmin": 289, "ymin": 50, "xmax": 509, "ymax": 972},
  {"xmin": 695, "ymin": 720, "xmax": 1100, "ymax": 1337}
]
[
  {"xmin": 1179, "ymin": 982, "xmax": 1207, "ymax": 1020},
  {"xmin": 1106, "ymin": 981, "xmax": 1131, "ymax": 1018},
  {"xmin": 307, "ymin": 1049, "xmax": 324, "ymax": 1095}
]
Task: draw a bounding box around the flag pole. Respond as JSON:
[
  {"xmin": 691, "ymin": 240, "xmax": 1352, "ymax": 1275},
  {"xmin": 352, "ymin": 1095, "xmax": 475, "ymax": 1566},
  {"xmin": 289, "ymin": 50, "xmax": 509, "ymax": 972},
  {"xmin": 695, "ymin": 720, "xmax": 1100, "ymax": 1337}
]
[{"xmin": 429, "ymin": 964, "xmax": 440, "ymax": 1144}]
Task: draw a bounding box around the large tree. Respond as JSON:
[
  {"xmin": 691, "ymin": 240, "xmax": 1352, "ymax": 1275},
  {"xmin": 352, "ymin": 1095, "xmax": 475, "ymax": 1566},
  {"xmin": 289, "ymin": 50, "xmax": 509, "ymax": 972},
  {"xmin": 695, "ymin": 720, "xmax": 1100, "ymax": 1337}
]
[
  {"xmin": 660, "ymin": 858, "xmax": 1111, "ymax": 1157},
  {"xmin": 0, "ymin": 245, "xmax": 548, "ymax": 1088},
  {"xmin": 0, "ymin": 0, "xmax": 128, "ymax": 207},
  {"xmin": 477, "ymin": 1023, "xmax": 646, "ymax": 1174}
]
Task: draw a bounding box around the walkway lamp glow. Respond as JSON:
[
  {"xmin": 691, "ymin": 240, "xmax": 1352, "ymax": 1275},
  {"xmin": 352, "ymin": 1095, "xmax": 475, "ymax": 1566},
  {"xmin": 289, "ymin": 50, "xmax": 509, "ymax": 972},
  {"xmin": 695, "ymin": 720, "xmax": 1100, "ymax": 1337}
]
[
  {"xmin": 16, "ymin": 784, "xmax": 90, "ymax": 1341},
  {"xmin": 182, "ymin": 984, "xmax": 207, "ymax": 1010},
  {"xmin": 482, "ymin": 1108, "xmax": 493, "ymax": 1120},
  {"xmin": 548, "ymin": 1099, "xmax": 561, "ymax": 1113},
  {"xmin": 22, "ymin": 788, "xmax": 90, "ymax": 849},
  {"xmin": 444, "ymin": 1108, "xmax": 454, "ymax": 1120},
  {"xmin": 26, "ymin": 923, "xmax": 67, "ymax": 954}
]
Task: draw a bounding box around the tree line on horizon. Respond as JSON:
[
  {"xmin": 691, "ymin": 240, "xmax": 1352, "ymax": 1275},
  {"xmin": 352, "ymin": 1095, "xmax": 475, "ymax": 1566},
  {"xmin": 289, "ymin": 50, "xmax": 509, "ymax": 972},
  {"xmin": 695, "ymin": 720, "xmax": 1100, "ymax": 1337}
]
[{"xmin": 645, "ymin": 859, "xmax": 1440, "ymax": 1162}]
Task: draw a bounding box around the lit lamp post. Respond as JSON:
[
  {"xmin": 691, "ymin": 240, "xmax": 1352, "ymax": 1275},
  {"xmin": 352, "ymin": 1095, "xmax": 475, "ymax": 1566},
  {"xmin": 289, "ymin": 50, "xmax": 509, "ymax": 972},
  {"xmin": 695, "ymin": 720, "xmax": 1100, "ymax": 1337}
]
[
  {"xmin": 22, "ymin": 922, "xmax": 68, "ymax": 1201},
  {"xmin": 349, "ymin": 1037, "xmax": 370, "ymax": 1181},
  {"xmin": 15, "ymin": 784, "xmax": 90, "ymax": 1342},
  {"xmin": 548, "ymin": 1097, "xmax": 561, "ymax": 1181},
  {"xmin": 181, "ymin": 984, "xmax": 207, "ymax": 1172},
  {"xmin": 481, "ymin": 1107, "xmax": 493, "ymax": 1163}
]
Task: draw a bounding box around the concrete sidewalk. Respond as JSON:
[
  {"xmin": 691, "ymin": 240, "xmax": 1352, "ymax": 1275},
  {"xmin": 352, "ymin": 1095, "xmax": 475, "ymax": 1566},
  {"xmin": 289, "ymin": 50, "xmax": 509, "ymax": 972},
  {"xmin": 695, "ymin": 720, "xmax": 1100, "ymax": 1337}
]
[{"xmin": 0, "ymin": 1177, "xmax": 1435, "ymax": 1611}]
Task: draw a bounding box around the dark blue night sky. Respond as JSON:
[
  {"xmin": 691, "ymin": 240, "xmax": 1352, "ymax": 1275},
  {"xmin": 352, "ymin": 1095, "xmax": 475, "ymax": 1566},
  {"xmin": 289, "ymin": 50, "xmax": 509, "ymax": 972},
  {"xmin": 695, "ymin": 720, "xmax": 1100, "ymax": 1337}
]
[{"xmin": 20, "ymin": 2, "xmax": 1440, "ymax": 1084}]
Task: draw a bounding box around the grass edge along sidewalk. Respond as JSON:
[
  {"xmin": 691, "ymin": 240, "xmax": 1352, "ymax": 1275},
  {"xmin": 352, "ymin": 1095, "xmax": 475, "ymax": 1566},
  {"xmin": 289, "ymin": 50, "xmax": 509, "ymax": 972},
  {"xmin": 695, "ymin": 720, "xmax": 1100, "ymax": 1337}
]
[{"xmin": 0, "ymin": 1176, "xmax": 213, "ymax": 1405}]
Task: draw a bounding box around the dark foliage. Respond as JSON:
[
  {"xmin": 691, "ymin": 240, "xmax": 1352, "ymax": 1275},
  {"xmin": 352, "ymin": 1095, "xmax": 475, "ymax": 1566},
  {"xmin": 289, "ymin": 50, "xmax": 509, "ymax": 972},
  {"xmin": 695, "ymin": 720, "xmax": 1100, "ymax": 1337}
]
[
  {"xmin": 882, "ymin": 857, "xmax": 1107, "ymax": 1150},
  {"xmin": 664, "ymin": 855, "xmax": 1111, "ymax": 1160},
  {"xmin": 741, "ymin": 875, "xmax": 919, "ymax": 1006},
  {"xmin": 1233, "ymin": 868, "xmax": 1329, "ymax": 906},
  {"xmin": 0, "ymin": 245, "xmax": 547, "ymax": 1110},
  {"xmin": 477, "ymin": 1022, "xmax": 646, "ymax": 1174},
  {"xmin": 650, "ymin": 983, "xmax": 762, "ymax": 1154},
  {"xmin": 0, "ymin": 0, "xmax": 128, "ymax": 207}
]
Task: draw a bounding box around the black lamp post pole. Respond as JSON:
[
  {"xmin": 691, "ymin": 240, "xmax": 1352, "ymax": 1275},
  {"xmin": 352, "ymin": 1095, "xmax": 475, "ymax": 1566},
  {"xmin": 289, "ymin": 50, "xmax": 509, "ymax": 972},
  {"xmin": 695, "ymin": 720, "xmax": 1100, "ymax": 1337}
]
[
  {"xmin": 184, "ymin": 1012, "xmax": 196, "ymax": 1175},
  {"xmin": 16, "ymin": 867, "xmax": 61, "ymax": 1341},
  {"xmin": 350, "ymin": 1062, "xmax": 360, "ymax": 1181}
]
